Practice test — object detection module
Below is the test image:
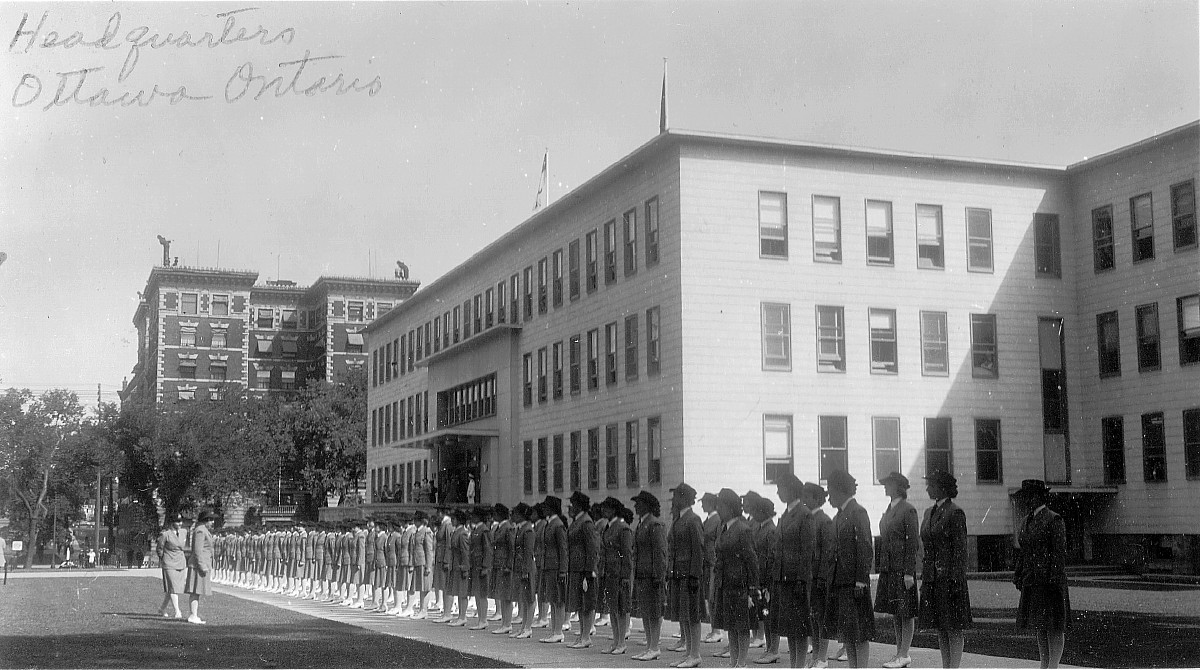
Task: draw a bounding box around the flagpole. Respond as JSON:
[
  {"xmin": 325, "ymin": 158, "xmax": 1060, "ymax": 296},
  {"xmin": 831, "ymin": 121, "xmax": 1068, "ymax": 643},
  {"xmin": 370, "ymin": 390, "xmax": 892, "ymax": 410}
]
[
  {"xmin": 659, "ymin": 57, "xmax": 669, "ymax": 134},
  {"xmin": 545, "ymin": 148, "xmax": 551, "ymax": 207}
]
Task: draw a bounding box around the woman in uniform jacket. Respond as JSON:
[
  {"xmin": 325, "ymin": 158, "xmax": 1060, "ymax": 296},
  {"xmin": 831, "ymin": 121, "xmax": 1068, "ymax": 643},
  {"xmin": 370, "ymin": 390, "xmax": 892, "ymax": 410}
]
[
  {"xmin": 876, "ymin": 473, "xmax": 920, "ymax": 669},
  {"xmin": 711, "ymin": 488, "xmax": 760, "ymax": 668},
  {"xmin": 156, "ymin": 513, "xmax": 188, "ymax": 619},
  {"xmin": 919, "ymin": 471, "xmax": 972, "ymax": 669},
  {"xmin": 666, "ymin": 482, "xmax": 705, "ymax": 668},
  {"xmin": 510, "ymin": 503, "xmax": 538, "ymax": 639},
  {"xmin": 1013, "ymin": 479, "xmax": 1069, "ymax": 669},
  {"xmin": 468, "ymin": 507, "xmax": 495, "ymax": 630},
  {"xmin": 434, "ymin": 511, "xmax": 452, "ymax": 616},
  {"xmin": 593, "ymin": 502, "xmax": 611, "ymax": 629},
  {"xmin": 447, "ymin": 509, "xmax": 472, "ymax": 626},
  {"xmin": 184, "ymin": 510, "xmax": 215, "ymax": 624},
  {"xmin": 410, "ymin": 511, "xmax": 436, "ymax": 619},
  {"xmin": 532, "ymin": 502, "xmax": 550, "ymax": 628},
  {"xmin": 769, "ymin": 473, "xmax": 816, "ymax": 668},
  {"xmin": 539, "ymin": 496, "xmax": 569, "ymax": 642},
  {"xmin": 566, "ymin": 490, "xmax": 599, "ymax": 648},
  {"xmin": 631, "ymin": 490, "xmax": 667, "ymax": 662},
  {"xmin": 746, "ymin": 492, "xmax": 782, "ymax": 666},
  {"xmin": 600, "ymin": 497, "xmax": 634, "ymax": 655},
  {"xmin": 491, "ymin": 504, "xmax": 516, "ymax": 634},
  {"xmin": 825, "ymin": 470, "xmax": 874, "ymax": 669}
]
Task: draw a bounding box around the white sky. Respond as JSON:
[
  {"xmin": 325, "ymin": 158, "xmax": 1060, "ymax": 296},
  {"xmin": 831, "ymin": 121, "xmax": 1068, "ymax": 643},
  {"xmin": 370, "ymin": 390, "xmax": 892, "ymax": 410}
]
[{"xmin": 1, "ymin": 1, "xmax": 1197, "ymax": 407}]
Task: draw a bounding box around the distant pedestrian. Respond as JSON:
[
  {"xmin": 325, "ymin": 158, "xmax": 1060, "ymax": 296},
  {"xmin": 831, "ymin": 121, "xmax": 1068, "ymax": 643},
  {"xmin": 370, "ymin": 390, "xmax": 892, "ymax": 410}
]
[
  {"xmin": 1013, "ymin": 479, "xmax": 1069, "ymax": 669},
  {"xmin": 185, "ymin": 510, "xmax": 216, "ymax": 624},
  {"xmin": 157, "ymin": 513, "xmax": 188, "ymax": 619}
]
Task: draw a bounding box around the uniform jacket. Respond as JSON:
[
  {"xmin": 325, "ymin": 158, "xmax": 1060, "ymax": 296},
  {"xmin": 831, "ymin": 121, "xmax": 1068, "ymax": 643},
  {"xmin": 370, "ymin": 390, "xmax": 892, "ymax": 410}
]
[
  {"xmin": 594, "ymin": 517, "xmax": 610, "ymax": 578},
  {"xmin": 384, "ymin": 529, "xmax": 400, "ymax": 567},
  {"xmin": 811, "ymin": 509, "xmax": 835, "ymax": 588},
  {"xmin": 831, "ymin": 498, "xmax": 873, "ymax": 587},
  {"xmin": 190, "ymin": 524, "xmax": 214, "ymax": 573},
  {"xmin": 920, "ymin": 499, "xmax": 968, "ymax": 583},
  {"xmin": 1014, "ymin": 506, "xmax": 1067, "ymax": 589},
  {"xmin": 492, "ymin": 520, "xmax": 515, "ymax": 573},
  {"xmin": 411, "ymin": 525, "xmax": 435, "ymax": 569},
  {"xmin": 469, "ymin": 523, "xmax": 494, "ymax": 574},
  {"xmin": 753, "ymin": 517, "xmax": 779, "ymax": 587},
  {"xmin": 667, "ymin": 508, "xmax": 705, "ymax": 579},
  {"xmin": 714, "ymin": 517, "xmax": 759, "ymax": 591},
  {"xmin": 567, "ymin": 511, "xmax": 600, "ymax": 575},
  {"xmin": 633, "ymin": 513, "xmax": 667, "ymax": 580},
  {"xmin": 365, "ymin": 529, "xmax": 379, "ymax": 568},
  {"xmin": 354, "ymin": 529, "xmax": 368, "ymax": 570},
  {"xmin": 878, "ymin": 498, "xmax": 920, "ymax": 576},
  {"xmin": 603, "ymin": 516, "xmax": 634, "ymax": 580},
  {"xmin": 513, "ymin": 520, "xmax": 536, "ymax": 577},
  {"xmin": 449, "ymin": 525, "xmax": 470, "ymax": 576},
  {"xmin": 399, "ymin": 524, "xmax": 416, "ymax": 565},
  {"xmin": 304, "ymin": 529, "xmax": 316, "ymax": 561},
  {"xmin": 157, "ymin": 528, "xmax": 189, "ymax": 570},
  {"xmin": 542, "ymin": 515, "xmax": 568, "ymax": 573},
  {"xmin": 533, "ymin": 517, "xmax": 547, "ymax": 569},
  {"xmin": 435, "ymin": 518, "xmax": 451, "ymax": 568},
  {"xmin": 774, "ymin": 502, "xmax": 815, "ymax": 584},
  {"xmin": 702, "ymin": 511, "xmax": 722, "ymax": 571}
]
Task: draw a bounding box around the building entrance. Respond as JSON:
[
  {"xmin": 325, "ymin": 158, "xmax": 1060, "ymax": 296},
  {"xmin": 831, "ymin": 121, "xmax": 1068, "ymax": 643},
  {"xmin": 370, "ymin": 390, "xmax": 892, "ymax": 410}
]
[{"xmin": 436, "ymin": 435, "xmax": 483, "ymax": 504}]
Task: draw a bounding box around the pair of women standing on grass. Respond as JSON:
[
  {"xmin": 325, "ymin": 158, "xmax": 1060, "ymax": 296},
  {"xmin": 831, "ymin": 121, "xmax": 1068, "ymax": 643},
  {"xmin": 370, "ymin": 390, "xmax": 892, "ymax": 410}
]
[{"xmin": 157, "ymin": 510, "xmax": 214, "ymax": 625}]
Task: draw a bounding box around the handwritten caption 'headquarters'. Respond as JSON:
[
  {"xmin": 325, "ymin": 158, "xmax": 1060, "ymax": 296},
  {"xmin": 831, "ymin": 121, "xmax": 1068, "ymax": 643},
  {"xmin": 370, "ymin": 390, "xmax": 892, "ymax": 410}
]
[{"xmin": 8, "ymin": 8, "xmax": 383, "ymax": 110}]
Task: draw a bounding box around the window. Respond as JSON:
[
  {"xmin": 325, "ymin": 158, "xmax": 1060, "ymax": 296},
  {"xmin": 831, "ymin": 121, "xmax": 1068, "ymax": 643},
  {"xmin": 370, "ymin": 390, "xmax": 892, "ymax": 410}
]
[
  {"xmin": 872, "ymin": 417, "xmax": 901, "ymax": 484},
  {"xmin": 763, "ymin": 414, "xmax": 793, "ymax": 484},
  {"xmin": 553, "ymin": 434, "xmax": 564, "ymax": 491},
  {"xmin": 443, "ymin": 311, "xmax": 451, "ymax": 348},
  {"xmin": 625, "ymin": 314, "xmax": 639, "ymax": 381},
  {"xmin": 552, "ymin": 341, "xmax": 564, "ymax": 399},
  {"xmin": 181, "ymin": 293, "xmax": 198, "ymax": 315},
  {"xmin": 916, "ymin": 204, "xmax": 944, "ymax": 269},
  {"xmin": 812, "ymin": 195, "xmax": 841, "ymax": 262},
  {"xmin": 1093, "ymin": 205, "xmax": 1115, "ymax": 272},
  {"xmin": 452, "ymin": 306, "xmax": 460, "ymax": 343},
  {"xmin": 1035, "ymin": 213, "xmax": 1062, "ymax": 277},
  {"xmin": 348, "ymin": 301, "xmax": 364, "ymax": 322},
  {"xmin": 1102, "ymin": 416, "xmax": 1125, "ymax": 484},
  {"xmin": 645, "ymin": 197, "xmax": 660, "ymax": 266},
  {"xmin": 211, "ymin": 294, "xmax": 229, "ymax": 316},
  {"xmin": 586, "ymin": 230, "xmax": 599, "ymax": 293},
  {"xmin": 570, "ymin": 431, "xmax": 582, "ymax": 491},
  {"xmin": 496, "ymin": 282, "xmax": 506, "ymax": 324},
  {"xmin": 974, "ymin": 419, "xmax": 1002, "ymax": 483},
  {"xmin": 920, "ymin": 311, "xmax": 949, "ymax": 376},
  {"xmin": 537, "ymin": 347, "xmax": 548, "ymax": 403},
  {"xmin": 1172, "ymin": 180, "xmax": 1197, "ymax": 250},
  {"xmin": 211, "ymin": 330, "xmax": 227, "ymax": 349},
  {"xmin": 587, "ymin": 328, "xmax": 600, "ymax": 390},
  {"xmin": 254, "ymin": 335, "xmax": 272, "ymax": 357},
  {"xmin": 209, "ymin": 387, "xmax": 223, "ymax": 401},
  {"xmin": 1039, "ymin": 318, "xmax": 1070, "ymax": 483},
  {"xmin": 281, "ymin": 338, "xmax": 297, "ymax": 357},
  {"xmin": 281, "ymin": 309, "xmax": 297, "ymax": 329},
  {"xmin": 647, "ymin": 416, "xmax": 662, "ymax": 484},
  {"xmin": 462, "ymin": 299, "xmax": 472, "ymax": 339},
  {"xmin": 180, "ymin": 329, "xmax": 196, "ymax": 347},
  {"xmin": 537, "ymin": 437, "xmax": 548, "ymax": 494},
  {"xmin": 1179, "ymin": 295, "xmax": 1200, "ymax": 365},
  {"xmin": 970, "ymin": 314, "xmax": 999, "ymax": 378},
  {"xmin": 209, "ymin": 361, "xmax": 227, "ymax": 381},
  {"xmin": 568, "ymin": 240, "xmax": 581, "ymax": 301},
  {"xmin": 1096, "ymin": 311, "xmax": 1121, "ymax": 378},
  {"xmin": 523, "ymin": 440, "xmax": 533, "ymax": 494},
  {"xmin": 761, "ymin": 303, "xmax": 792, "ymax": 371},
  {"xmin": 604, "ymin": 220, "xmax": 618, "ymax": 285},
  {"xmin": 510, "ymin": 274, "xmax": 520, "ymax": 324},
  {"xmin": 523, "ymin": 266, "xmax": 534, "ymax": 319},
  {"xmin": 605, "ymin": 424, "xmax": 619, "ymax": 489},
  {"xmin": 646, "ymin": 307, "xmax": 661, "ymax": 375},
  {"xmin": 587, "ymin": 428, "xmax": 600, "ymax": 490},
  {"xmin": 1135, "ymin": 303, "xmax": 1161, "ymax": 372},
  {"xmin": 623, "ymin": 208, "xmax": 638, "ymax": 277},
  {"xmin": 280, "ymin": 369, "xmax": 296, "ymax": 391},
  {"xmin": 177, "ymin": 388, "xmax": 195, "ymax": 401},
  {"xmin": 178, "ymin": 360, "xmax": 197, "ymax": 379},
  {"xmin": 866, "ymin": 200, "xmax": 893, "ymax": 265},
  {"xmin": 1142, "ymin": 412, "xmax": 1166, "ymax": 482},
  {"xmin": 626, "ymin": 420, "xmax": 640, "ymax": 486},
  {"xmin": 257, "ymin": 308, "xmax": 273, "ymax": 328},
  {"xmin": 522, "ymin": 352, "xmax": 533, "ymax": 407},
  {"xmin": 869, "ymin": 308, "xmax": 897, "ymax": 374},
  {"xmin": 605, "ymin": 322, "xmax": 619, "ymax": 386},
  {"xmin": 1131, "ymin": 193, "xmax": 1155, "ymax": 262},
  {"xmin": 433, "ymin": 318, "xmax": 441, "ymax": 352},
  {"xmin": 925, "ymin": 417, "xmax": 953, "ymax": 477},
  {"xmin": 552, "ymin": 249, "xmax": 564, "ymax": 308},
  {"xmin": 255, "ymin": 368, "xmax": 271, "ymax": 389},
  {"xmin": 1185, "ymin": 408, "xmax": 1200, "ymax": 479},
  {"xmin": 569, "ymin": 335, "xmax": 582, "ymax": 395},
  {"xmin": 758, "ymin": 191, "xmax": 788, "ymax": 258},
  {"xmin": 816, "ymin": 306, "xmax": 846, "ymax": 372},
  {"xmin": 485, "ymin": 288, "xmax": 495, "ymax": 328},
  {"xmin": 966, "ymin": 208, "xmax": 993, "ymax": 272},
  {"xmin": 818, "ymin": 416, "xmax": 847, "ymax": 481},
  {"xmin": 538, "ymin": 258, "xmax": 548, "ymax": 315}
]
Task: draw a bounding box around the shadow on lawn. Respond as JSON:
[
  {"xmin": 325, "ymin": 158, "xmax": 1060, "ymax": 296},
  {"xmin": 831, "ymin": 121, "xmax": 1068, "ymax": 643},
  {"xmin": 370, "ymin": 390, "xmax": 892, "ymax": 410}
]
[
  {"xmin": 0, "ymin": 618, "xmax": 513, "ymax": 669},
  {"xmin": 871, "ymin": 608, "xmax": 1200, "ymax": 669}
]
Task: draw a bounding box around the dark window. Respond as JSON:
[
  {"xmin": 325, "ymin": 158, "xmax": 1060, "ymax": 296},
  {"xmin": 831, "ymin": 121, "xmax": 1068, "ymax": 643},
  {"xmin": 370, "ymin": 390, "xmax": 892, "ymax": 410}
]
[
  {"xmin": 1135, "ymin": 303, "xmax": 1161, "ymax": 372},
  {"xmin": 257, "ymin": 308, "xmax": 273, "ymax": 328},
  {"xmin": 1185, "ymin": 408, "xmax": 1200, "ymax": 480},
  {"xmin": 1131, "ymin": 193, "xmax": 1155, "ymax": 262},
  {"xmin": 552, "ymin": 249, "xmax": 564, "ymax": 308},
  {"xmin": 817, "ymin": 306, "xmax": 845, "ymax": 372},
  {"xmin": 587, "ymin": 329, "xmax": 600, "ymax": 390},
  {"xmin": 569, "ymin": 335, "xmax": 581, "ymax": 395},
  {"xmin": 586, "ymin": 230, "xmax": 599, "ymax": 293},
  {"xmin": 920, "ymin": 311, "xmax": 949, "ymax": 376},
  {"xmin": 1172, "ymin": 180, "xmax": 1197, "ymax": 250},
  {"xmin": 522, "ymin": 352, "xmax": 533, "ymax": 407},
  {"xmin": 497, "ymin": 281, "xmax": 506, "ymax": 324},
  {"xmin": 510, "ymin": 274, "xmax": 520, "ymax": 324},
  {"xmin": 552, "ymin": 341, "xmax": 564, "ymax": 400},
  {"xmin": 818, "ymin": 416, "xmax": 847, "ymax": 481},
  {"xmin": 623, "ymin": 208, "xmax": 638, "ymax": 277},
  {"xmin": 1179, "ymin": 295, "xmax": 1200, "ymax": 365},
  {"xmin": 974, "ymin": 419, "xmax": 1002, "ymax": 483},
  {"xmin": 626, "ymin": 420, "xmax": 639, "ymax": 486},
  {"xmin": 869, "ymin": 308, "xmax": 897, "ymax": 374},
  {"xmin": 348, "ymin": 302, "xmax": 364, "ymax": 322},
  {"xmin": 605, "ymin": 424, "xmax": 619, "ymax": 489},
  {"xmin": 762, "ymin": 303, "xmax": 792, "ymax": 371},
  {"xmin": 538, "ymin": 258, "xmax": 548, "ymax": 315},
  {"xmin": 646, "ymin": 307, "xmax": 661, "ymax": 375},
  {"xmin": 182, "ymin": 293, "xmax": 198, "ymax": 315},
  {"xmin": 537, "ymin": 347, "xmax": 548, "ymax": 403},
  {"xmin": 281, "ymin": 309, "xmax": 297, "ymax": 329},
  {"xmin": 587, "ymin": 428, "xmax": 600, "ymax": 490},
  {"xmin": 568, "ymin": 240, "xmax": 581, "ymax": 301},
  {"xmin": 645, "ymin": 197, "xmax": 660, "ymax": 266},
  {"xmin": 966, "ymin": 208, "xmax": 994, "ymax": 272},
  {"xmin": 178, "ymin": 361, "xmax": 196, "ymax": 379},
  {"xmin": 553, "ymin": 434, "xmax": 564, "ymax": 492},
  {"xmin": 570, "ymin": 431, "xmax": 582, "ymax": 491},
  {"xmin": 485, "ymin": 288, "xmax": 495, "ymax": 328},
  {"xmin": 605, "ymin": 322, "xmax": 619, "ymax": 386},
  {"xmin": 1102, "ymin": 416, "xmax": 1125, "ymax": 484},
  {"xmin": 647, "ymin": 416, "xmax": 662, "ymax": 484},
  {"xmin": 916, "ymin": 204, "xmax": 944, "ymax": 269},
  {"xmin": 537, "ymin": 437, "xmax": 548, "ymax": 494},
  {"xmin": 759, "ymin": 191, "xmax": 788, "ymax": 258},
  {"xmin": 871, "ymin": 417, "xmax": 900, "ymax": 484},
  {"xmin": 1093, "ymin": 205, "xmax": 1115, "ymax": 272},
  {"xmin": 604, "ymin": 220, "xmax": 618, "ymax": 285},
  {"xmin": 523, "ymin": 266, "xmax": 534, "ymax": 320},
  {"xmin": 971, "ymin": 314, "xmax": 999, "ymax": 378},
  {"xmin": 1035, "ymin": 213, "xmax": 1062, "ymax": 277},
  {"xmin": 452, "ymin": 307, "xmax": 460, "ymax": 343},
  {"xmin": 211, "ymin": 294, "xmax": 229, "ymax": 316},
  {"xmin": 624, "ymin": 314, "xmax": 639, "ymax": 381},
  {"xmin": 925, "ymin": 417, "xmax": 953, "ymax": 478},
  {"xmin": 1142, "ymin": 412, "xmax": 1166, "ymax": 482},
  {"xmin": 1097, "ymin": 311, "xmax": 1121, "ymax": 378},
  {"xmin": 523, "ymin": 440, "xmax": 533, "ymax": 494}
]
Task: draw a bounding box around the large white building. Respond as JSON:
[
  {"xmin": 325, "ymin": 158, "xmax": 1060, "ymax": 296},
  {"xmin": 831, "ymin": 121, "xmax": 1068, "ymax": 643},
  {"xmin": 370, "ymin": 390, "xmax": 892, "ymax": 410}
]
[{"xmin": 364, "ymin": 122, "xmax": 1199, "ymax": 573}]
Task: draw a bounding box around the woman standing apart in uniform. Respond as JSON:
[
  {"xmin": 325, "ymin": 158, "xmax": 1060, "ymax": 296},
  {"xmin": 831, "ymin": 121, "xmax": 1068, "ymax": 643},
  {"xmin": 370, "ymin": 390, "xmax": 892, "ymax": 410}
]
[
  {"xmin": 184, "ymin": 510, "xmax": 216, "ymax": 624},
  {"xmin": 875, "ymin": 473, "xmax": 920, "ymax": 669},
  {"xmin": 1013, "ymin": 479, "xmax": 1069, "ymax": 669},
  {"xmin": 824, "ymin": 471, "xmax": 873, "ymax": 668},
  {"xmin": 156, "ymin": 513, "xmax": 189, "ymax": 619},
  {"xmin": 918, "ymin": 471, "xmax": 972, "ymax": 668}
]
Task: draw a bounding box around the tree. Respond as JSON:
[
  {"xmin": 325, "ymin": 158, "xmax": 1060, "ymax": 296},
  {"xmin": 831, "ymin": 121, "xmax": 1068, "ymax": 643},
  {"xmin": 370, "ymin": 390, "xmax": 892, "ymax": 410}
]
[
  {"xmin": 0, "ymin": 388, "xmax": 87, "ymax": 568},
  {"xmin": 282, "ymin": 367, "xmax": 367, "ymax": 518}
]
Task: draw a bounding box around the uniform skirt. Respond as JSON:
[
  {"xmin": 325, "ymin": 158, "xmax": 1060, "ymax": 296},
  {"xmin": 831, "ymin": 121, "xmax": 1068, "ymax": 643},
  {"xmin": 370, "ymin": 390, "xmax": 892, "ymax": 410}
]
[
  {"xmin": 603, "ymin": 576, "xmax": 631, "ymax": 616},
  {"xmin": 711, "ymin": 577, "xmax": 755, "ymax": 633},
  {"xmin": 918, "ymin": 578, "xmax": 973, "ymax": 632},
  {"xmin": 512, "ymin": 571, "xmax": 536, "ymax": 604},
  {"xmin": 397, "ymin": 565, "xmax": 413, "ymax": 592},
  {"xmin": 411, "ymin": 565, "xmax": 430, "ymax": 592},
  {"xmin": 665, "ymin": 575, "xmax": 704, "ymax": 624},
  {"xmin": 448, "ymin": 567, "xmax": 469, "ymax": 598},
  {"xmin": 567, "ymin": 572, "xmax": 595, "ymax": 613},
  {"xmin": 433, "ymin": 564, "xmax": 448, "ymax": 591},
  {"xmin": 633, "ymin": 577, "xmax": 664, "ymax": 620},
  {"xmin": 162, "ymin": 567, "xmax": 186, "ymax": 594},
  {"xmin": 184, "ymin": 566, "xmax": 212, "ymax": 596},
  {"xmin": 773, "ymin": 579, "xmax": 810, "ymax": 639},
  {"xmin": 874, "ymin": 571, "xmax": 919, "ymax": 617},
  {"xmin": 809, "ymin": 584, "xmax": 834, "ymax": 639},
  {"xmin": 825, "ymin": 585, "xmax": 874, "ymax": 643},
  {"xmin": 595, "ymin": 572, "xmax": 609, "ymax": 614},
  {"xmin": 539, "ymin": 569, "xmax": 567, "ymax": 606},
  {"xmin": 1016, "ymin": 583, "xmax": 1069, "ymax": 633},
  {"xmin": 469, "ymin": 567, "xmax": 491, "ymax": 601}
]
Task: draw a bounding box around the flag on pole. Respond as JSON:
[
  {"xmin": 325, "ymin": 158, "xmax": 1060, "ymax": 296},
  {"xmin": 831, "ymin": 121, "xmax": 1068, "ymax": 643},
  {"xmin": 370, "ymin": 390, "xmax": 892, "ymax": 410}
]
[
  {"xmin": 659, "ymin": 58, "xmax": 669, "ymax": 134},
  {"xmin": 533, "ymin": 150, "xmax": 549, "ymax": 211}
]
